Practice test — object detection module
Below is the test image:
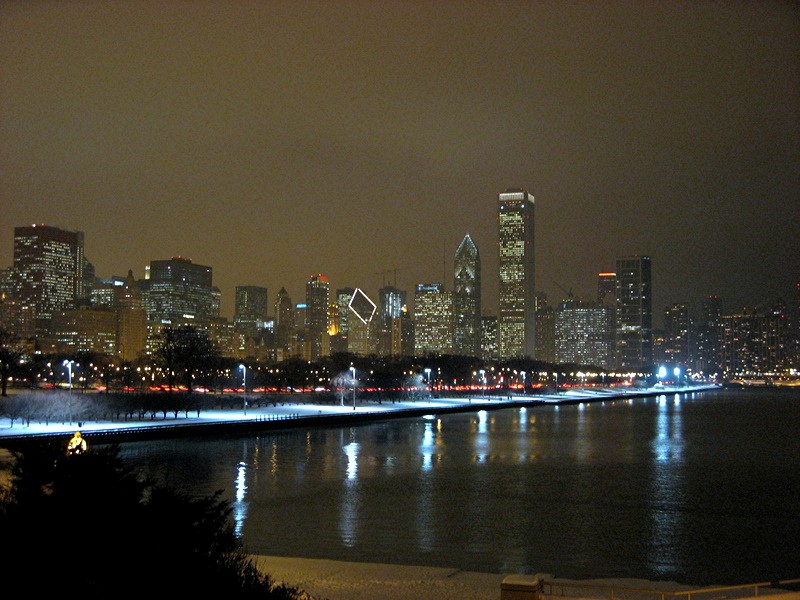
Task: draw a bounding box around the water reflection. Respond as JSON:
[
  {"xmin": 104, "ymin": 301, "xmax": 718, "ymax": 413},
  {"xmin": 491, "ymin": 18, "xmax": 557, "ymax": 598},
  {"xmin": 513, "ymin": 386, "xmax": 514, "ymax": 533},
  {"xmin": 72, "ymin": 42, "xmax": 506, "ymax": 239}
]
[
  {"xmin": 340, "ymin": 439, "xmax": 360, "ymax": 547},
  {"xmin": 417, "ymin": 419, "xmax": 438, "ymax": 551},
  {"xmin": 648, "ymin": 393, "xmax": 685, "ymax": 574},
  {"xmin": 474, "ymin": 410, "xmax": 489, "ymax": 463}
]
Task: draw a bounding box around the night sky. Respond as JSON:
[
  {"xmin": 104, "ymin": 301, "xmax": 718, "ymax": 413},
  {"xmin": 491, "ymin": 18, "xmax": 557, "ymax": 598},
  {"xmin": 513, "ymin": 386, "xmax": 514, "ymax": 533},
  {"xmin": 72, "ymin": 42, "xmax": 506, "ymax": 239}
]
[{"xmin": 2, "ymin": 1, "xmax": 798, "ymax": 325}]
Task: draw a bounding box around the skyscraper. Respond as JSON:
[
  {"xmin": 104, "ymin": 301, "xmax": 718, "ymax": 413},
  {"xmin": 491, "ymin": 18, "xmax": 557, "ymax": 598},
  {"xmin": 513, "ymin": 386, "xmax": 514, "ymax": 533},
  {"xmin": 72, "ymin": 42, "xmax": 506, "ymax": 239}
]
[
  {"xmin": 498, "ymin": 188, "xmax": 535, "ymax": 359},
  {"xmin": 615, "ymin": 255, "xmax": 652, "ymax": 371},
  {"xmin": 273, "ymin": 287, "xmax": 294, "ymax": 360},
  {"xmin": 234, "ymin": 286, "xmax": 269, "ymax": 332},
  {"xmin": 414, "ymin": 283, "xmax": 452, "ymax": 356},
  {"xmin": 305, "ymin": 273, "xmax": 330, "ymax": 360},
  {"xmin": 453, "ymin": 233, "xmax": 481, "ymax": 357},
  {"xmin": 12, "ymin": 224, "xmax": 85, "ymax": 336},
  {"xmin": 141, "ymin": 256, "xmax": 217, "ymax": 326}
]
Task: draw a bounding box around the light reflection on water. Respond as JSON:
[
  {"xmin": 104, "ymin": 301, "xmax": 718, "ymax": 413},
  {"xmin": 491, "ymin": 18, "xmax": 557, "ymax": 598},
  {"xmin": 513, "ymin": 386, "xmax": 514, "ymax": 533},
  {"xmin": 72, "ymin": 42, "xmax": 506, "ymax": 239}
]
[{"xmin": 118, "ymin": 389, "xmax": 800, "ymax": 585}]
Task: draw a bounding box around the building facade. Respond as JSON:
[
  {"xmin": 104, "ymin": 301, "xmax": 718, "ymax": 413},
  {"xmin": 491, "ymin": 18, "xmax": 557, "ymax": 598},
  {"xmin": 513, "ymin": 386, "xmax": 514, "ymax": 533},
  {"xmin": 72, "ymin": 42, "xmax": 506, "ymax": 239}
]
[
  {"xmin": 12, "ymin": 224, "xmax": 85, "ymax": 336},
  {"xmin": 414, "ymin": 283, "xmax": 453, "ymax": 356},
  {"xmin": 498, "ymin": 188, "xmax": 535, "ymax": 359},
  {"xmin": 305, "ymin": 274, "xmax": 330, "ymax": 360},
  {"xmin": 234, "ymin": 286, "xmax": 269, "ymax": 333},
  {"xmin": 142, "ymin": 256, "xmax": 217, "ymax": 326},
  {"xmin": 452, "ymin": 233, "xmax": 481, "ymax": 357},
  {"xmin": 554, "ymin": 298, "xmax": 613, "ymax": 370},
  {"xmin": 615, "ymin": 255, "xmax": 652, "ymax": 372}
]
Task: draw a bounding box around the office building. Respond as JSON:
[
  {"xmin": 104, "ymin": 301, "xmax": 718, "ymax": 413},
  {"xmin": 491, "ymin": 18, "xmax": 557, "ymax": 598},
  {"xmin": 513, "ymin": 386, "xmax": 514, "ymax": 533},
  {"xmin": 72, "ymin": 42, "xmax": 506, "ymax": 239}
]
[
  {"xmin": 555, "ymin": 298, "xmax": 613, "ymax": 370},
  {"xmin": 664, "ymin": 303, "xmax": 690, "ymax": 368},
  {"xmin": 142, "ymin": 256, "xmax": 217, "ymax": 326},
  {"xmin": 348, "ymin": 287, "xmax": 378, "ymax": 356},
  {"xmin": 274, "ymin": 287, "xmax": 294, "ymax": 360},
  {"xmin": 453, "ymin": 233, "xmax": 481, "ymax": 357},
  {"xmin": 721, "ymin": 305, "xmax": 790, "ymax": 376},
  {"xmin": 234, "ymin": 286, "xmax": 269, "ymax": 332},
  {"xmin": 414, "ymin": 283, "xmax": 452, "ymax": 356},
  {"xmin": 481, "ymin": 315, "xmax": 498, "ymax": 361},
  {"xmin": 12, "ymin": 224, "xmax": 85, "ymax": 335},
  {"xmin": 378, "ymin": 285, "xmax": 406, "ymax": 356},
  {"xmin": 615, "ymin": 255, "xmax": 652, "ymax": 372},
  {"xmin": 498, "ymin": 188, "xmax": 535, "ymax": 359},
  {"xmin": 305, "ymin": 274, "xmax": 330, "ymax": 360},
  {"xmin": 116, "ymin": 269, "xmax": 148, "ymax": 361}
]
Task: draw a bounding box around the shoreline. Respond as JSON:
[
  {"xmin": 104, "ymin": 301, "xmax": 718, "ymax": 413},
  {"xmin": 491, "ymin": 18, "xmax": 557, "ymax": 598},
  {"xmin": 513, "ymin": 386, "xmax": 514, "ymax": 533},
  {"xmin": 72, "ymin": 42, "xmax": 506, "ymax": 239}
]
[{"xmin": 0, "ymin": 384, "xmax": 721, "ymax": 447}]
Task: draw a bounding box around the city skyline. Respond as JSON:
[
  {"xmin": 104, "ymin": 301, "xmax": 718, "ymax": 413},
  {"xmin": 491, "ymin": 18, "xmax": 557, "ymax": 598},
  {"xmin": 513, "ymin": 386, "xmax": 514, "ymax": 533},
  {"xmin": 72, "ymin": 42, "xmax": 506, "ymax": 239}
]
[{"xmin": 2, "ymin": 2, "xmax": 798, "ymax": 322}]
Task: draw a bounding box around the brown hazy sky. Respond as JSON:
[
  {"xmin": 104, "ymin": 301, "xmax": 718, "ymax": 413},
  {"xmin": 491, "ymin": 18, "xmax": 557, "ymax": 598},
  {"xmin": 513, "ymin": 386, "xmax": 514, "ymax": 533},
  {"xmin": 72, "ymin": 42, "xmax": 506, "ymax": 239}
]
[{"xmin": 1, "ymin": 1, "xmax": 798, "ymax": 323}]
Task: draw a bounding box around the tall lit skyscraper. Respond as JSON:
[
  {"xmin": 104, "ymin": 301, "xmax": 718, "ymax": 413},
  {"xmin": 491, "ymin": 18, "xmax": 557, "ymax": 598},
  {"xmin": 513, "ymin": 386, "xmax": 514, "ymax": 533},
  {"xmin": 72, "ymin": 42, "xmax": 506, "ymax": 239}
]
[
  {"xmin": 498, "ymin": 188, "xmax": 535, "ymax": 359},
  {"xmin": 305, "ymin": 273, "xmax": 330, "ymax": 360},
  {"xmin": 12, "ymin": 224, "xmax": 85, "ymax": 335},
  {"xmin": 142, "ymin": 256, "xmax": 216, "ymax": 325},
  {"xmin": 664, "ymin": 302, "xmax": 690, "ymax": 367},
  {"xmin": 615, "ymin": 255, "xmax": 652, "ymax": 371},
  {"xmin": 453, "ymin": 233, "xmax": 481, "ymax": 357},
  {"xmin": 414, "ymin": 283, "xmax": 452, "ymax": 356}
]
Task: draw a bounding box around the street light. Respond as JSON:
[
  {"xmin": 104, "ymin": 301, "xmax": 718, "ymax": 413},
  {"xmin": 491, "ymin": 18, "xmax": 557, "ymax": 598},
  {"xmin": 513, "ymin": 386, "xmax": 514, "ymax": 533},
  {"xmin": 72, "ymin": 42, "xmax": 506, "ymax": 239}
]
[
  {"xmin": 63, "ymin": 360, "xmax": 74, "ymax": 392},
  {"xmin": 350, "ymin": 366, "xmax": 356, "ymax": 411},
  {"xmin": 520, "ymin": 371, "xmax": 526, "ymax": 395},
  {"xmin": 239, "ymin": 364, "xmax": 247, "ymax": 415},
  {"xmin": 424, "ymin": 368, "xmax": 431, "ymax": 389},
  {"xmin": 479, "ymin": 369, "xmax": 486, "ymax": 398}
]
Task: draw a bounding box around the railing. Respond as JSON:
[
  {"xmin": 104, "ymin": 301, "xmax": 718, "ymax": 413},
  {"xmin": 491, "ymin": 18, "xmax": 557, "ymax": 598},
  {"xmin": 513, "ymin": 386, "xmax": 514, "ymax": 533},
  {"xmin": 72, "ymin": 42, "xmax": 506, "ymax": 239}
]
[{"xmin": 542, "ymin": 578, "xmax": 800, "ymax": 600}]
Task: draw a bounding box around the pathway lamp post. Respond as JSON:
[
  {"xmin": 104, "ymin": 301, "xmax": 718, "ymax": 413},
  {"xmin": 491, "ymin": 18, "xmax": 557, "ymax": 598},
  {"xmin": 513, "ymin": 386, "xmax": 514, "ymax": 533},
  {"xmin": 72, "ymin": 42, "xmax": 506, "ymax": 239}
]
[
  {"xmin": 424, "ymin": 368, "xmax": 431, "ymax": 390},
  {"xmin": 658, "ymin": 366, "xmax": 667, "ymax": 386},
  {"xmin": 63, "ymin": 360, "xmax": 74, "ymax": 392},
  {"xmin": 521, "ymin": 371, "xmax": 526, "ymax": 395},
  {"xmin": 239, "ymin": 364, "xmax": 247, "ymax": 415},
  {"xmin": 350, "ymin": 366, "xmax": 356, "ymax": 410}
]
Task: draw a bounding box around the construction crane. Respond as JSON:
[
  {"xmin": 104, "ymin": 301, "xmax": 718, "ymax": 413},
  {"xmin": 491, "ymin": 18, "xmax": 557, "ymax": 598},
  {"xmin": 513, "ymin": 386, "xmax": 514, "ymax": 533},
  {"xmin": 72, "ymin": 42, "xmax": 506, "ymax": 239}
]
[{"xmin": 375, "ymin": 269, "xmax": 401, "ymax": 287}]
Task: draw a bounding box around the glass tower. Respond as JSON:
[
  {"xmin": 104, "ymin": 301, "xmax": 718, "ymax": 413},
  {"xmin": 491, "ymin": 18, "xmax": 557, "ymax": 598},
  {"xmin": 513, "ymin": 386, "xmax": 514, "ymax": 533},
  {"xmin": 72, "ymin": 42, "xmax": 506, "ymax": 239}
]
[
  {"xmin": 453, "ymin": 233, "xmax": 481, "ymax": 357},
  {"xmin": 305, "ymin": 273, "xmax": 330, "ymax": 360},
  {"xmin": 615, "ymin": 255, "xmax": 652, "ymax": 371},
  {"xmin": 498, "ymin": 188, "xmax": 535, "ymax": 359}
]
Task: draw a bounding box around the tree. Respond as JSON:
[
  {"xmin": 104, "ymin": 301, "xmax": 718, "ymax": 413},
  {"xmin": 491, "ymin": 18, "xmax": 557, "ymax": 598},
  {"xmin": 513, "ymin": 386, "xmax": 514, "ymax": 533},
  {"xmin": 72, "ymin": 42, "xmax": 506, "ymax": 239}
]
[
  {"xmin": 0, "ymin": 441, "xmax": 312, "ymax": 598},
  {"xmin": 0, "ymin": 329, "xmax": 25, "ymax": 396},
  {"xmin": 154, "ymin": 325, "xmax": 220, "ymax": 393}
]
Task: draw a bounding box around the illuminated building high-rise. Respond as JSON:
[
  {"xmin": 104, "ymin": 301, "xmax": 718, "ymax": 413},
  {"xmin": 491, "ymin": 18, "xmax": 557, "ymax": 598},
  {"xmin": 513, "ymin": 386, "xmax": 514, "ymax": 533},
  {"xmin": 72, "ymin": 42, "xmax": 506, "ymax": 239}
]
[
  {"xmin": 142, "ymin": 256, "xmax": 217, "ymax": 326},
  {"xmin": 615, "ymin": 255, "xmax": 652, "ymax": 371},
  {"xmin": 555, "ymin": 297, "xmax": 613, "ymax": 370},
  {"xmin": 414, "ymin": 283, "xmax": 452, "ymax": 356},
  {"xmin": 12, "ymin": 224, "xmax": 85, "ymax": 336},
  {"xmin": 498, "ymin": 188, "xmax": 535, "ymax": 359},
  {"xmin": 453, "ymin": 233, "xmax": 481, "ymax": 357},
  {"xmin": 664, "ymin": 302, "xmax": 690, "ymax": 368},
  {"xmin": 305, "ymin": 273, "xmax": 330, "ymax": 360},
  {"xmin": 378, "ymin": 285, "xmax": 406, "ymax": 356}
]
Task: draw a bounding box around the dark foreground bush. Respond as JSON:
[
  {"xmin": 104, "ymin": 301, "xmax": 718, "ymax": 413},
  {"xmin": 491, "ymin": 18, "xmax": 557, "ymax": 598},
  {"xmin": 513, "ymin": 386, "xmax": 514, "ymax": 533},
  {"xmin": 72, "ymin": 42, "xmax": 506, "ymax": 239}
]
[{"xmin": 0, "ymin": 439, "xmax": 317, "ymax": 598}]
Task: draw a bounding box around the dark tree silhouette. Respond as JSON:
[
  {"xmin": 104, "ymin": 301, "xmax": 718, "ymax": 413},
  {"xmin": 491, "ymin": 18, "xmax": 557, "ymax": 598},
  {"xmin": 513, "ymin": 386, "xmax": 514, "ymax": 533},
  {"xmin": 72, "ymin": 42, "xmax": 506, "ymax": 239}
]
[
  {"xmin": 154, "ymin": 325, "xmax": 220, "ymax": 393},
  {"xmin": 0, "ymin": 329, "xmax": 25, "ymax": 396},
  {"xmin": 0, "ymin": 440, "xmax": 313, "ymax": 598}
]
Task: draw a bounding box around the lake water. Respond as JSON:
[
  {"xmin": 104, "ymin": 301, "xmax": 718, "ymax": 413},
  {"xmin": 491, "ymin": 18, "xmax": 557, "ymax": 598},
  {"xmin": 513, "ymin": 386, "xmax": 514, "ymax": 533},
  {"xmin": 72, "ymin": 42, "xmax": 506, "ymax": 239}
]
[{"xmin": 117, "ymin": 387, "xmax": 800, "ymax": 586}]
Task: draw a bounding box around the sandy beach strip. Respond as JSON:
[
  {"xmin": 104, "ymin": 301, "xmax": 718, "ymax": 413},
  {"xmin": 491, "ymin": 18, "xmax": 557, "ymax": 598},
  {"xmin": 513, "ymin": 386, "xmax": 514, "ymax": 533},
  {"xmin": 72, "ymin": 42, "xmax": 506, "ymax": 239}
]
[{"xmin": 251, "ymin": 554, "xmax": 508, "ymax": 600}]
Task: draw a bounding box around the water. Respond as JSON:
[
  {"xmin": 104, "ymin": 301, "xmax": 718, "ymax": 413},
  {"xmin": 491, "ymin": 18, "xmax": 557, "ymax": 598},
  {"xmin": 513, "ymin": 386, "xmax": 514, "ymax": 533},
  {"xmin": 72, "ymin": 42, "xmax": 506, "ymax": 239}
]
[{"xmin": 117, "ymin": 388, "xmax": 800, "ymax": 585}]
